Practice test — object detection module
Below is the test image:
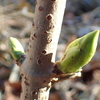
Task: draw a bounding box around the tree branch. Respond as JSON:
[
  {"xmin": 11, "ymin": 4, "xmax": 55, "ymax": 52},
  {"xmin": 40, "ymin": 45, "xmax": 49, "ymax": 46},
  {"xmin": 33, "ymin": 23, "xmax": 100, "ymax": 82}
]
[{"xmin": 20, "ymin": 0, "xmax": 67, "ymax": 100}]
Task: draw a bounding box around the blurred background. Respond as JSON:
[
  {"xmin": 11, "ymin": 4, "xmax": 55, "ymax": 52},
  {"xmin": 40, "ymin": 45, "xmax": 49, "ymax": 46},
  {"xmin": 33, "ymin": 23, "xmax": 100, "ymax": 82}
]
[{"xmin": 0, "ymin": 0, "xmax": 100, "ymax": 100}]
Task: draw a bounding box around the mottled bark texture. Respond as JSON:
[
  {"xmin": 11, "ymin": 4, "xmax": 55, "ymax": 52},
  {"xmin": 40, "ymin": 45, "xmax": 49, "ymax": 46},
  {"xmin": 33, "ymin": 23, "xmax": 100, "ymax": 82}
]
[{"xmin": 20, "ymin": 0, "xmax": 66, "ymax": 100}]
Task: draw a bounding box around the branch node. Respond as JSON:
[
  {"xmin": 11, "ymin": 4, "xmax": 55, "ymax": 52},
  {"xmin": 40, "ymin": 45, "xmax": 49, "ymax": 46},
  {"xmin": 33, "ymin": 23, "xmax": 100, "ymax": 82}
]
[{"xmin": 16, "ymin": 54, "xmax": 26, "ymax": 67}]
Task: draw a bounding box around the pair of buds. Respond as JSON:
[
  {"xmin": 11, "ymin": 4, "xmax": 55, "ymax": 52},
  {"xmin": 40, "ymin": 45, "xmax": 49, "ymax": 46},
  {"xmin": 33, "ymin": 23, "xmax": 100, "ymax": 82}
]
[{"xmin": 9, "ymin": 30, "xmax": 99, "ymax": 73}]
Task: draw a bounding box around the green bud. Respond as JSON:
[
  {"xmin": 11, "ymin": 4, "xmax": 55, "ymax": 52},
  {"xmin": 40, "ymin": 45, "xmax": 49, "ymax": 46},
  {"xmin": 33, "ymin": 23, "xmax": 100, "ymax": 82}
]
[
  {"xmin": 8, "ymin": 37, "xmax": 24, "ymax": 60},
  {"xmin": 58, "ymin": 30, "xmax": 99, "ymax": 73}
]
